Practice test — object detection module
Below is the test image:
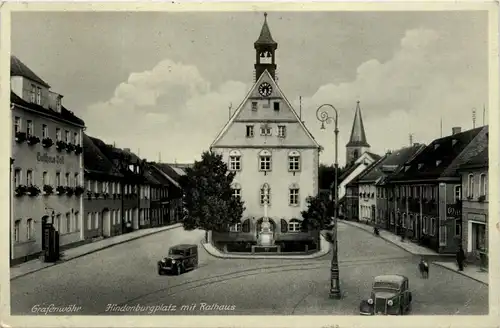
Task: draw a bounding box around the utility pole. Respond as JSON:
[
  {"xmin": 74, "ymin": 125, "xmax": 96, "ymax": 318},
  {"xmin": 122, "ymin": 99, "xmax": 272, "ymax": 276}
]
[
  {"xmin": 409, "ymin": 133, "xmax": 414, "ymax": 146},
  {"xmin": 472, "ymin": 108, "xmax": 477, "ymax": 129}
]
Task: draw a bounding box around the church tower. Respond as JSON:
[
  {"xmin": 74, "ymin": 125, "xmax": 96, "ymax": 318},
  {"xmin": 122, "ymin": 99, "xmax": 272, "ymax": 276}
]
[
  {"xmin": 254, "ymin": 13, "xmax": 278, "ymax": 81},
  {"xmin": 346, "ymin": 101, "xmax": 370, "ymax": 165}
]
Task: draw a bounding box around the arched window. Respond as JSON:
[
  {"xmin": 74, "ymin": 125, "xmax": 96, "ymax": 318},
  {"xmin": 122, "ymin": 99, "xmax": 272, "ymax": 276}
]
[
  {"xmin": 288, "ymin": 150, "xmax": 301, "ymax": 172},
  {"xmin": 288, "ymin": 218, "xmax": 301, "ymax": 232},
  {"xmin": 467, "ymin": 174, "xmax": 474, "ymax": 198},
  {"xmin": 26, "ymin": 218, "xmax": 33, "ymax": 240},
  {"xmin": 14, "ymin": 219, "xmax": 21, "ymax": 242},
  {"xmin": 229, "ymin": 221, "xmax": 242, "ymax": 232},
  {"xmin": 229, "ymin": 150, "xmax": 242, "ymax": 171},
  {"xmin": 260, "ymin": 183, "xmax": 271, "ymax": 206},
  {"xmin": 479, "ymin": 173, "xmax": 487, "ymax": 197},
  {"xmin": 259, "ymin": 150, "xmax": 272, "ymax": 172},
  {"xmin": 232, "ymin": 183, "xmax": 241, "ymax": 199}
]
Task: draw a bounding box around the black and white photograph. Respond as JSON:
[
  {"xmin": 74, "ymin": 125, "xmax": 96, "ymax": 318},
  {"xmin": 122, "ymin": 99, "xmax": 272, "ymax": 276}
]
[{"xmin": 1, "ymin": 1, "xmax": 498, "ymax": 327}]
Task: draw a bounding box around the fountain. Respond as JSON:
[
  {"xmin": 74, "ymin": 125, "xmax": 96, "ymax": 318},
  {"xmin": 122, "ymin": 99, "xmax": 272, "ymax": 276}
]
[{"xmin": 252, "ymin": 183, "xmax": 281, "ymax": 253}]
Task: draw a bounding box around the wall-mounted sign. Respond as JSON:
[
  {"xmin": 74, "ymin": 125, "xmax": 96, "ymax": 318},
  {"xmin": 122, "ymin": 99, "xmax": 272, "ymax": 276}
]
[
  {"xmin": 467, "ymin": 213, "xmax": 486, "ymax": 223},
  {"xmin": 446, "ymin": 203, "xmax": 461, "ymax": 218},
  {"xmin": 37, "ymin": 152, "xmax": 64, "ymax": 165}
]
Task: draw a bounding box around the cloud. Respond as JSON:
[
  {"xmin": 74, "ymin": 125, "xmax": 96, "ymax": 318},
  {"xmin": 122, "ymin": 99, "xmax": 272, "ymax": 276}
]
[
  {"xmin": 295, "ymin": 28, "xmax": 487, "ymax": 166},
  {"xmin": 84, "ymin": 28, "xmax": 487, "ymax": 166}
]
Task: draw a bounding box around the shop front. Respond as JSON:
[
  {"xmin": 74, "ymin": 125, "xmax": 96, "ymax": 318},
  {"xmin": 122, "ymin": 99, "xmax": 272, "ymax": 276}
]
[{"xmin": 464, "ymin": 212, "xmax": 488, "ymax": 271}]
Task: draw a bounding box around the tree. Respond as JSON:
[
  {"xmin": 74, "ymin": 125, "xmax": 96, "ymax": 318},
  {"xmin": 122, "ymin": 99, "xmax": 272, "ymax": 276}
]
[
  {"xmin": 301, "ymin": 193, "xmax": 333, "ymax": 231},
  {"xmin": 180, "ymin": 151, "xmax": 245, "ymax": 232}
]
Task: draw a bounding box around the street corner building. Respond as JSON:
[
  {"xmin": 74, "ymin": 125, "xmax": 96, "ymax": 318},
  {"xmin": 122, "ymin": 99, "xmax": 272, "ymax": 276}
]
[
  {"xmin": 208, "ymin": 14, "xmax": 322, "ymax": 253},
  {"xmin": 10, "ymin": 55, "xmax": 85, "ymax": 264},
  {"xmin": 457, "ymin": 142, "xmax": 488, "ymax": 271},
  {"xmin": 385, "ymin": 126, "xmax": 488, "ymax": 254}
]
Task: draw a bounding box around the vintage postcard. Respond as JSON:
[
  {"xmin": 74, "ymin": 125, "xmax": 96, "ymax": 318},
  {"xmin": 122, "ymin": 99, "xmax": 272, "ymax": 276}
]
[{"xmin": 0, "ymin": 1, "xmax": 498, "ymax": 328}]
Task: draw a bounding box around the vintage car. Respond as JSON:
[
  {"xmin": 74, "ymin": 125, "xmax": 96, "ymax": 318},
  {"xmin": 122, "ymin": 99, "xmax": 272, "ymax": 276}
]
[
  {"xmin": 360, "ymin": 274, "xmax": 412, "ymax": 315},
  {"xmin": 157, "ymin": 244, "xmax": 198, "ymax": 275}
]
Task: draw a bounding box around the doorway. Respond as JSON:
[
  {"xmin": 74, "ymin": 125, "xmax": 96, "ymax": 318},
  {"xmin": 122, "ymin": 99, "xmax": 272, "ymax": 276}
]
[{"xmin": 102, "ymin": 209, "xmax": 111, "ymax": 237}]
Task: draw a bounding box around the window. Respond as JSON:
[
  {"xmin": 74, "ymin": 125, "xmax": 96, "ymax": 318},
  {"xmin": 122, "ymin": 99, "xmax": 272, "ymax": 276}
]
[
  {"xmin": 260, "ymin": 183, "xmax": 271, "ymax": 206},
  {"xmin": 229, "ymin": 223, "xmax": 242, "ymax": 232},
  {"xmin": 475, "ymin": 224, "xmax": 486, "ymax": 251},
  {"xmin": 26, "ymin": 219, "xmax": 33, "ymax": 240},
  {"xmin": 55, "ymin": 172, "xmax": 61, "ymax": 186},
  {"xmin": 56, "ymin": 97, "xmax": 61, "ymax": 111},
  {"xmin": 430, "ymin": 217, "xmax": 436, "ymax": 236},
  {"xmin": 36, "ymin": 87, "xmax": 42, "ymax": 105},
  {"xmin": 260, "ymin": 124, "xmax": 272, "ymax": 136},
  {"xmin": 95, "ymin": 212, "xmax": 99, "ymax": 228},
  {"xmin": 467, "ymin": 174, "xmax": 474, "ymax": 198},
  {"xmin": 27, "ymin": 120, "xmax": 33, "ymax": 136},
  {"xmin": 439, "ymin": 224, "xmax": 447, "ymax": 246},
  {"xmin": 30, "ymin": 84, "xmax": 36, "ymax": 102},
  {"xmin": 42, "ymin": 124, "xmax": 48, "ymax": 138},
  {"xmin": 232, "ymin": 183, "xmax": 241, "ymax": 199},
  {"xmin": 95, "ymin": 181, "xmax": 100, "ymax": 193},
  {"xmin": 288, "ymin": 219, "xmax": 301, "ymax": 232},
  {"xmin": 402, "ymin": 214, "xmax": 406, "ymax": 228},
  {"xmin": 278, "ymin": 125, "xmax": 286, "ymax": 138},
  {"xmin": 26, "ymin": 170, "xmax": 33, "ymax": 186},
  {"xmin": 14, "ymin": 169, "xmax": 21, "ymax": 187},
  {"xmin": 65, "ymin": 173, "xmax": 70, "ymax": 186},
  {"xmin": 251, "ymin": 102, "xmax": 258, "ymax": 111},
  {"xmin": 479, "ymin": 173, "xmax": 487, "ymax": 196},
  {"xmin": 74, "ymin": 173, "xmax": 79, "ymax": 187},
  {"xmin": 229, "ymin": 150, "xmax": 242, "ymax": 171},
  {"xmin": 74, "ymin": 212, "xmax": 80, "ymax": 231},
  {"xmin": 42, "ymin": 171, "xmax": 48, "ymax": 185},
  {"xmin": 66, "ymin": 213, "xmax": 71, "ymax": 233},
  {"xmin": 14, "ymin": 220, "xmax": 20, "ymax": 242},
  {"xmin": 14, "ymin": 117, "xmax": 21, "ymax": 133},
  {"xmin": 289, "ymin": 187, "xmax": 299, "ymax": 206},
  {"xmin": 259, "ymin": 150, "xmax": 272, "ymax": 171},
  {"xmin": 245, "ymin": 125, "xmax": 254, "ymax": 138},
  {"xmin": 87, "ymin": 213, "xmax": 92, "ymax": 230},
  {"xmin": 65, "ymin": 130, "xmax": 70, "ymax": 143},
  {"xmin": 73, "ymin": 132, "xmax": 79, "ymax": 145},
  {"xmin": 55, "ymin": 214, "xmax": 61, "ymax": 232},
  {"xmin": 56, "ymin": 128, "xmax": 61, "ymax": 141},
  {"xmin": 390, "ymin": 212, "xmax": 395, "ymax": 225},
  {"xmin": 454, "ymin": 185, "xmax": 461, "ymax": 200},
  {"xmin": 455, "ymin": 220, "xmax": 461, "ymax": 236},
  {"xmin": 273, "ymin": 102, "xmax": 280, "ymax": 111}
]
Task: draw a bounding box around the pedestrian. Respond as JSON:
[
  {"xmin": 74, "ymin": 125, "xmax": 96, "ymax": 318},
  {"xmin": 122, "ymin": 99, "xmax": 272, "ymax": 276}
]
[
  {"xmin": 456, "ymin": 244, "xmax": 466, "ymax": 271},
  {"xmin": 418, "ymin": 257, "xmax": 429, "ymax": 279}
]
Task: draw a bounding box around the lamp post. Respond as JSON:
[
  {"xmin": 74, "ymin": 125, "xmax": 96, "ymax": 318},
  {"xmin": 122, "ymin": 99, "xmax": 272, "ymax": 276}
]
[{"xmin": 316, "ymin": 103, "xmax": 341, "ymax": 299}]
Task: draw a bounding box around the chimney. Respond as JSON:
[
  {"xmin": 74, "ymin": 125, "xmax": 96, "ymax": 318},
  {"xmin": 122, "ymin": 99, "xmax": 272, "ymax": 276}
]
[
  {"xmin": 452, "ymin": 127, "xmax": 461, "ymax": 135},
  {"xmin": 123, "ymin": 148, "xmax": 131, "ymax": 153}
]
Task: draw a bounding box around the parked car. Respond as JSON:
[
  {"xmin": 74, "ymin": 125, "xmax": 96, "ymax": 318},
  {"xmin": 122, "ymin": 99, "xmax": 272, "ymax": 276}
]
[
  {"xmin": 359, "ymin": 274, "xmax": 412, "ymax": 315},
  {"xmin": 157, "ymin": 244, "xmax": 198, "ymax": 275}
]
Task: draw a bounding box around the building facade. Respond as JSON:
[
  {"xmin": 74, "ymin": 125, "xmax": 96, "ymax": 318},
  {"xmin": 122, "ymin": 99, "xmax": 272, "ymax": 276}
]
[
  {"xmin": 83, "ymin": 134, "xmax": 124, "ymax": 240},
  {"xmin": 458, "ymin": 145, "xmax": 488, "ymax": 269},
  {"xmin": 209, "ymin": 14, "xmax": 321, "ymax": 251},
  {"xmin": 151, "ymin": 163, "xmax": 185, "ymax": 225},
  {"xmin": 10, "ymin": 56, "xmax": 85, "ymax": 263},
  {"xmin": 387, "ymin": 126, "xmax": 488, "ymax": 253}
]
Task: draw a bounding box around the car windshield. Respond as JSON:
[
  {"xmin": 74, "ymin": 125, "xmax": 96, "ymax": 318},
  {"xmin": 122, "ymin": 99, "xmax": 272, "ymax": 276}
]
[
  {"xmin": 373, "ymin": 281, "xmax": 400, "ymax": 291},
  {"xmin": 169, "ymin": 249, "xmax": 185, "ymax": 256}
]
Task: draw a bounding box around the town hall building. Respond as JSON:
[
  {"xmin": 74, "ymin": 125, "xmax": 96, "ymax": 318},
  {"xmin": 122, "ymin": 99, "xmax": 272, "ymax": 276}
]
[{"xmin": 210, "ymin": 13, "xmax": 321, "ymax": 252}]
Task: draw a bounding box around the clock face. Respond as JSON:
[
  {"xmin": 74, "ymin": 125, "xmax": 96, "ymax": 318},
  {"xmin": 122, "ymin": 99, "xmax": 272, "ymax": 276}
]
[{"xmin": 258, "ymin": 82, "xmax": 273, "ymax": 97}]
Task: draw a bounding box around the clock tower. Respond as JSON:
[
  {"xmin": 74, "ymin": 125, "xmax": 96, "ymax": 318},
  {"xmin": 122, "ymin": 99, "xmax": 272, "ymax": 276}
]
[{"xmin": 254, "ymin": 12, "xmax": 278, "ymax": 81}]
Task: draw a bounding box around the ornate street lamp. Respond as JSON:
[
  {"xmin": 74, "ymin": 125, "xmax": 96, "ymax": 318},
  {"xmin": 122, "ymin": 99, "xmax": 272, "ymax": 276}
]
[{"xmin": 316, "ymin": 104, "xmax": 341, "ymax": 299}]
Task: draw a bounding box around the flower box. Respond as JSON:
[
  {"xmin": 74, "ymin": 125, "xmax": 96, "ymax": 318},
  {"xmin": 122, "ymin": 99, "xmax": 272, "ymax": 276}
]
[
  {"xmin": 43, "ymin": 185, "xmax": 54, "ymax": 195},
  {"xmin": 74, "ymin": 186, "xmax": 85, "ymax": 196},
  {"xmin": 94, "ymin": 192, "xmax": 101, "ymax": 199},
  {"xmin": 478, "ymin": 195, "xmax": 486, "ymax": 202},
  {"xmin": 27, "ymin": 185, "xmax": 41, "ymax": 196},
  {"xmin": 15, "ymin": 132, "xmax": 27, "ymax": 143},
  {"xmin": 103, "ymin": 193, "xmax": 109, "ymax": 199},
  {"xmin": 65, "ymin": 186, "xmax": 74, "ymax": 196},
  {"xmin": 56, "ymin": 140, "xmax": 67, "ymax": 151},
  {"xmin": 74, "ymin": 145, "xmax": 83, "ymax": 155},
  {"xmin": 15, "ymin": 185, "xmax": 27, "ymax": 196},
  {"xmin": 27, "ymin": 135, "xmax": 40, "ymax": 146},
  {"xmin": 42, "ymin": 137, "xmax": 53, "ymax": 148},
  {"xmin": 66, "ymin": 143, "xmax": 75, "ymax": 153},
  {"xmin": 56, "ymin": 186, "xmax": 66, "ymax": 195}
]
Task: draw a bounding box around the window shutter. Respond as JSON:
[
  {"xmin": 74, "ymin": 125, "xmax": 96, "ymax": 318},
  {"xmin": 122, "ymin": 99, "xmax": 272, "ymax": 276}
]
[
  {"xmin": 281, "ymin": 218, "xmax": 288, "ymax": 233},
  {"xmin": 242, "ymin": 219, "xmax": 250, "ymax": 233}
]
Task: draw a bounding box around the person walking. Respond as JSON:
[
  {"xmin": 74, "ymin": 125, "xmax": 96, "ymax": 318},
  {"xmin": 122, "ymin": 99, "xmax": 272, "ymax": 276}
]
[
  {"xmin": 418, "ymin": 256, "xmax": 429, "ymax": 279},
  {"xmin": 456, "ymin": 244, "xmax": 466, "ymax": 271}
]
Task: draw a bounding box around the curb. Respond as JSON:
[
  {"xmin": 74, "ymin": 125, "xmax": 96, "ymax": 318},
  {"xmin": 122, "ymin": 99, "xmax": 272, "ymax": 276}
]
[
  {"xmin": 201, "ymin": 235, "xmax": 331, "ymax": 260},
  {"xmin": 339, "ymin": 220, "xmax": 441, "ymax": 258},
  {"xmin": 432, "ymin": 262, "xmax": 488, "ymax": 286},
  {"xmin": 10, "ymin": 224, "xmax": 183, "ymax": 280}
]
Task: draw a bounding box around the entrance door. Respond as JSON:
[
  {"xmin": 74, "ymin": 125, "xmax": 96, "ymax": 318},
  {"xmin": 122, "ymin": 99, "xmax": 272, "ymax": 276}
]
[
  {"xmin": 41, "ymin": 215, "xmax": 50, "ymax": 251},
  {"xmin": 102, "ymin": 210, "xmax": 111, "ymax": 237},
  {"xmin": 371, "ymin": 206, "xmax": 376, "ymax": 226}
]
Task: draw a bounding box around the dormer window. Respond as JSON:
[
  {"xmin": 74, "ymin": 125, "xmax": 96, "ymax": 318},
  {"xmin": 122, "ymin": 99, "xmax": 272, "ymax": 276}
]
[
  {"xmin": 418, "ymin": 163, "xmax": 424, "ymax": 170},
  {"xmin": 56, "ymin": 97, "xmax": 62, "ymax": 111},
  {"xmin": 434, "ymin": 144, "xmax": 440, "ymax": 150},
  {"xmin": 404, "ymin": 165, "xmax": 410, "ymax": 172},
  {"xmin": 251, "ymin": 102, "xmax": 258, "ymax": 111},
  {"xmin": 36, "ymin": 87, "xmax": 42, "ymax": 105},
  {"xmin": 436, "ymin": 160, "xmax": 442, "ymax": 167},
  {"xmin": 452, "ymin": 139, "xmax": 457, "ymax": 146},
  {"xmin": 30, "ymin": 84, "xmax": 36, "ymax": 103}
]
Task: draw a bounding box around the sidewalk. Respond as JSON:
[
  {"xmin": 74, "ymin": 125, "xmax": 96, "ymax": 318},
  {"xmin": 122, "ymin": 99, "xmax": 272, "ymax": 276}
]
[
  {"xmin": 433, "ymin": 261, "xmax": 488, "ymax": 285},
  {"xmin": 340, "ymin": 220, "xmax": 440, "ymax": 257},
  {"xmin": 10, "ymin": 223, "xmax": 182, "ymax": 280},
  {"xmin": 202, "ymin": 234, "xmax": 331, "ymax": 259}
]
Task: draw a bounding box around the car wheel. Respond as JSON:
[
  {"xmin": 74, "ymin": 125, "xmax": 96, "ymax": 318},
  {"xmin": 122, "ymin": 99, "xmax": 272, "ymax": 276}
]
[
  {"xmin": 158, "ymin": 268, "xmax": 163, "ymax": 275},
  {"xmin": 176, "ymin": 265, "xmax": 182, "ymax": 276}
]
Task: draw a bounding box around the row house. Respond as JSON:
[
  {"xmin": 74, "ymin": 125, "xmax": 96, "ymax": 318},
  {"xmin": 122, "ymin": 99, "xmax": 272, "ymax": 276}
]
[
  {"xmin": 143, "ymin": 164, "xmax": 171, "ymax": 228},
  {"xmin": 387, "ymin": 126, "xmax": 488, "ymax": 254},
  {"xmin": 10, "ymin": 55, "xmax": 85, "ymax": 264},
  {"xmin": 83, "ymin": 134, "xmax": 124, "ymax": 240},
  {"xmin": 152, "ymin": 163, "xmax": 186, "ymax": 224},
  {"xmin": 457, "ymin": 145, "xmax": 488, "ymax": 270}
]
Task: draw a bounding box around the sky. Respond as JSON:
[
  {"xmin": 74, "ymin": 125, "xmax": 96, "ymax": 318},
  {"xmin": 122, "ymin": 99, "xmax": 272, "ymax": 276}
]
[{"xmin": 11, "ymin": 11, "xmax": 488, "ymax": 167}]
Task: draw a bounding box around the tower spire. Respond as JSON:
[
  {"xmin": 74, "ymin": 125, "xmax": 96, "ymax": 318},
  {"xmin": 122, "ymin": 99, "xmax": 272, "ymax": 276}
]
[
  {"xmin": 254, "ymin": 12, "xmax": 278, "ymax": 80},
  {"xmin": 346, "ymin": 101, "xmax": 370, "ymax": 148}
]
